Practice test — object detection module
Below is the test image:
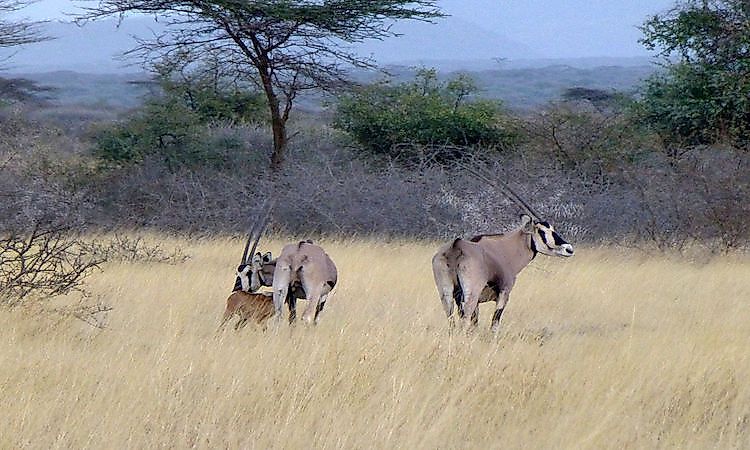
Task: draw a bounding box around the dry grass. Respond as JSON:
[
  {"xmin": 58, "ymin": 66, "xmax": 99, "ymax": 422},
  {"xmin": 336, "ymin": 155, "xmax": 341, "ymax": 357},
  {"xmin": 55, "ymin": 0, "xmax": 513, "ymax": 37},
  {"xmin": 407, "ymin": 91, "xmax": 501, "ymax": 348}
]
[{"xmin": 1, "ymin": 236, "xmax": 749, "ymax": 449}]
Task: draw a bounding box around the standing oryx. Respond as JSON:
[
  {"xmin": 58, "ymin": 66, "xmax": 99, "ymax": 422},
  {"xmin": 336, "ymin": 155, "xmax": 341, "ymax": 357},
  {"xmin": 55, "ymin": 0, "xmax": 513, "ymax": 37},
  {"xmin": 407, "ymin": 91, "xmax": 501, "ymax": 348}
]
[
  {"xmin": 230, "ymin": 203, "xmax": 338, "ymax": 325},
  {"xmin": 432, "ymin": 166, "xmax": 574, "ymax": 332},
  {"xmin": 271, "ymin": 240, "xmax": 338, "ymax": 324}
]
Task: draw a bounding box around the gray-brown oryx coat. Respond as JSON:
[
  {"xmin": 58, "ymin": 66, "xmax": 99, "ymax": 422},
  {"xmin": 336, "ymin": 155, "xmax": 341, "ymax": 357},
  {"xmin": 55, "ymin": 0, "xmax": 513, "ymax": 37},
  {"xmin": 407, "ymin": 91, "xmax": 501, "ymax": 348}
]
[
  {"xmin": 235, "ymin": 241, "xmax": 337, "ymax": 324},
  {"xmin": 432, "ymin": 214, "xmax": 574, "ymax": 332},
  {"xmin": 272, "ymin": 240, "xmax": 338, "ymax": 324}
]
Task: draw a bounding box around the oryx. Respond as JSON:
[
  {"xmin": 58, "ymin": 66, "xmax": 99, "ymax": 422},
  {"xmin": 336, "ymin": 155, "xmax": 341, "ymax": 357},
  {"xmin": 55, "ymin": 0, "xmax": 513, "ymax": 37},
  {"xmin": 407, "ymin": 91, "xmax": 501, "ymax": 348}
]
[
  {"xmin": 232, "ymin": 204, "xmax": 338, "ymax": 325},
  {"xmin": 233, "ymin": 199, "xmax": 274, "ymax": 294},
  {"xmin": 432, "ymin": 166, "xmax": 574, "ymax": 332},
  {"xmin": 271, "ymin": 240, "xmax": 338, "ymax": 324}
]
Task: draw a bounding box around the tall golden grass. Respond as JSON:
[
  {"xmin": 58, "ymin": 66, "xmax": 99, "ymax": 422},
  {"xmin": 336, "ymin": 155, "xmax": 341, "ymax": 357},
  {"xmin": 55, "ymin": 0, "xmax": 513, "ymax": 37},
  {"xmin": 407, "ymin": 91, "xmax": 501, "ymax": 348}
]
[{"xmin": 1, "ymin": 236, "xmax": 749, "ymax": 449}]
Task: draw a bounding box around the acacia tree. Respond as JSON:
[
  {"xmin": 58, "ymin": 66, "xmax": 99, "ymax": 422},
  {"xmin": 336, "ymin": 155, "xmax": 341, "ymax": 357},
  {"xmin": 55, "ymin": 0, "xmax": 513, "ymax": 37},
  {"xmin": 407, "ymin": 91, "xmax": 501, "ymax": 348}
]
[{"xmin": 79, "ymin": 1, "xmax": 443, "ymax": 171}]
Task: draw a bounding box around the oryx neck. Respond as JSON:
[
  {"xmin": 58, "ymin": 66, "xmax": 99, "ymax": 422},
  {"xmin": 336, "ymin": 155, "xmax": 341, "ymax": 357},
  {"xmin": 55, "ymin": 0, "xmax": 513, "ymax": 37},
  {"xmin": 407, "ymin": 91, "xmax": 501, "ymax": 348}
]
[{"xmin": 476, "ymin": 229, "xmax": 536, "ymax": 275}]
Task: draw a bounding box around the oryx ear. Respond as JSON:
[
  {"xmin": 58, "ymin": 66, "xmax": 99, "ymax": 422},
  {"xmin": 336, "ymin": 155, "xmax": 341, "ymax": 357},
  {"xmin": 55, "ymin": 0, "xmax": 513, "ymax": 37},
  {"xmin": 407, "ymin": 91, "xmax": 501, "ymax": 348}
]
[
  {"xmin": 262, "ymin": 252, "xmax": 273, "ymax": 263},
  {"xmin": 520, "ymin": 214, "xmax": 534, "ymax": 233}
]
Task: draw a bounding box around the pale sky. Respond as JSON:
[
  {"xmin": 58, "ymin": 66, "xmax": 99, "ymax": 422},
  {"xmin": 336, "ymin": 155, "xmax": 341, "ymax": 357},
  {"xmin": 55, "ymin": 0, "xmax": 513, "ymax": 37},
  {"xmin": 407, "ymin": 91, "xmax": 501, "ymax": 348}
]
[
  {"xmin": 442, "ymin": 0, "xmax": 675, "ymax": 58},
  {"xmin": 9, "ymin": 0, "xmax": 678, "ymax": 63}
]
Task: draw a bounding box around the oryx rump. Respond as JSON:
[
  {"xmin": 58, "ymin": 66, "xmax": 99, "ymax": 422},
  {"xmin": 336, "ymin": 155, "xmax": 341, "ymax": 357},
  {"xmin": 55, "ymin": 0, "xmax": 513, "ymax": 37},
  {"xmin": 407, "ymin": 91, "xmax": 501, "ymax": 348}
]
[{"xmin": 271, "ymin": 240, "xmax": 338, "ymax": 324}]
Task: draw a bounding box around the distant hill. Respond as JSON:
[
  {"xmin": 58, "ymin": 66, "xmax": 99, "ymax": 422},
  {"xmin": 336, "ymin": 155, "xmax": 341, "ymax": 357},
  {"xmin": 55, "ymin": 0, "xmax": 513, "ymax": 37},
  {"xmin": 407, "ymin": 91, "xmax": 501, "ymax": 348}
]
[
  {"xmin": 357, "ymin": 17, "xmax": 537, "ymax": 64},
  {"xmin": 0, "ymin": 17, "xmax": 658, "ymax": 110},
  {"xmin": 9, "ymin": 63, "xmax": 657, "ymax": 112},
  {"xmin": 371, "ymin": 63, "xmax": 657, "ymax": 110},
  {"xmin": 390, "ymin": 56, "xmax": 655, "ymax": 73},
  {"xmin": 14, "ymin": 71, "xmax": 152, "ymax": 109},
  {"xmin": 470, "ymin": 64, "xmax": 657, "ymax": 110}
]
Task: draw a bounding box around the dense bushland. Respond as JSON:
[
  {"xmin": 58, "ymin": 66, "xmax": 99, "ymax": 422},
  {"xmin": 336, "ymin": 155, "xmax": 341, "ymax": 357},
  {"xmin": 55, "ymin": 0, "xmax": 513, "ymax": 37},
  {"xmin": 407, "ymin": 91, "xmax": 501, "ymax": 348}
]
[
  {"xmin": 1, "ymin": 88, "xmax": 747, "ymax": 252},
  {"xmin": 2, "ymin": 0, "xmax": 749, "ymax": 251},
  {"xmin": 636, "ymin": 0, "xmax": 750, "ymax": 152}
]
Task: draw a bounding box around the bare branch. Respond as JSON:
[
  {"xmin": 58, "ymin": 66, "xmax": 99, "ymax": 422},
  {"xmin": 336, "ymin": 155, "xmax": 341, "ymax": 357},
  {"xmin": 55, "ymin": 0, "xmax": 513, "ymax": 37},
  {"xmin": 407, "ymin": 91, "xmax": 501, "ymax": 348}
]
[
  {"xmin": 0, "ymin": 223, "xmax": 104, "ymax": 306},
  {"xmin": 0, "ymin": 0, "xmax": 51, "ymax": 49}
]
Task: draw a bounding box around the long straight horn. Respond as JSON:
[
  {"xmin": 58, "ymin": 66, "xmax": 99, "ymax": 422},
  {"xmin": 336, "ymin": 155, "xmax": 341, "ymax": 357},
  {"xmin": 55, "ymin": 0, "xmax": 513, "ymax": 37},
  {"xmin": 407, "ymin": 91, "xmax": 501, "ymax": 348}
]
[
  {"xmin": 240, "ymin": 230, "xmax": 256, "ymax": 266},
  {"xmin": 462, "ymin": 164, "xmax": 541, "ymax": 220},
  {"xmin": 240, "ymin": 199, "xmax": 272, "ymax": 265},
  {"xmin": 247, "ymin": 204, "xmax": 272, "ymax": 260}
]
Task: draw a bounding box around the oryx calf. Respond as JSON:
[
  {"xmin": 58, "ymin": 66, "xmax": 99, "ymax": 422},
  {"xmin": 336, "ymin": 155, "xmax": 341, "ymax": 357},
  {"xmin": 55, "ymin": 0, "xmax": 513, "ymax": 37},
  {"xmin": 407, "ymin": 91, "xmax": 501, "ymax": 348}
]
[
  {"xmin": 432, "ymin": 214, "xmax": 574, "ymax": 332},
  {"xmin": 219, "ymin": 291, "xmax": 275, "ymax": 330}
]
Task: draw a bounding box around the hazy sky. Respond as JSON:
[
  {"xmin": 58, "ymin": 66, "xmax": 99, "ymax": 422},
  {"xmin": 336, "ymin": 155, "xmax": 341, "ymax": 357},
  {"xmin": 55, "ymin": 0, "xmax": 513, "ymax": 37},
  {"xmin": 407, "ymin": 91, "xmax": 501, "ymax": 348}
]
[
  {"xmin": 441, "ymin": 0, "xmax": 675, "ymax": 58},
  {"xmin": 11, "ymin": 0, "xmax": 677, "ymax": 61}
]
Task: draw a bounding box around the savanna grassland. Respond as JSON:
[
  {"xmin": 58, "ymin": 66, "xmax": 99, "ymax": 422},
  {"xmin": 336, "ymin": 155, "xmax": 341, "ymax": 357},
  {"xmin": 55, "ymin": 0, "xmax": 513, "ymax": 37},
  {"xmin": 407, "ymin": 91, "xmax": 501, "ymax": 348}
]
[{"xmin": 1, "ymin": 236, "xmax": 749, "ymax": 449}]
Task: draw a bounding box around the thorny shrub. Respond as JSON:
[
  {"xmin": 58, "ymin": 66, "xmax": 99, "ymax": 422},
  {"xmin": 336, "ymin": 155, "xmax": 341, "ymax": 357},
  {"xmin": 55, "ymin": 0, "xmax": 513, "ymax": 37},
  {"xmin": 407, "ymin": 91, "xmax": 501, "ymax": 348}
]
[
  {"xmin": 0, "ymin": 224, "xmax": 104, "ymax": 306},
  {"xmin": 91, "ymin": 234, "xmax": 190, "ymax": 264}
]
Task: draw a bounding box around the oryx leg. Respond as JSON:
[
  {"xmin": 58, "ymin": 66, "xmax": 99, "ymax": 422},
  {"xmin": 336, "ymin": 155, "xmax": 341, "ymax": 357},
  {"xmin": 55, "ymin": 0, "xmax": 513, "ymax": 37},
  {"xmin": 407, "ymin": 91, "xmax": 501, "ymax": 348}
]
[
  {"xmin": 470, "ymin": 308, "xmax": 479, "ymax": 327},
  {"xmin": 218, "ymin": 310, "xmax": 233, "ymax": 332},
  {"xmin": 432, "ymin": 257, "xmax": 457, "ymax": 321},
  {"xmin": 287, "ymin": 292, "xmax": 297, "ymax": 324},
  {"xmin": 315, "ymin": 299, "xmax": 326, "ymax": 316},
  {"xmin": 491, "ymin": 289, "xmax": 511, "ymax": 333},
  {"xmin": 313, "ymin": 294, "xmax": 329, "ymax": 323},
  {"xmin": 301, "ymin": 286, "xmax": 323, "ymax": 324},
  {"xmin": 453, "ymin": 284, "xmax": 464, "ymax": 320},
  {"xmin": 457, "ymin": 278, "xmax": 483, "ymax": 330},
  {"xmin": 272, "ymin": 265, "xmax": 292, "ymax": 321},
  {"xmin": 234, "ymin": 317, "xmax": 249, "ymax": 330}
]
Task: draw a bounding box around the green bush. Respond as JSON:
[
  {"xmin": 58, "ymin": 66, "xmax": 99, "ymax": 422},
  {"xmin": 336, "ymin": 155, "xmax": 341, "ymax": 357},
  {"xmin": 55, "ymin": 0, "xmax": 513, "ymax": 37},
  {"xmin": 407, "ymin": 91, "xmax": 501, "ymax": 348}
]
[
  {"xmin": 159, "ymin": 75, "xmax": 264, "ymax": 124},
  {"xmin": 92, "ymin": 72, "xmax": 265, "ymax": 169},
  {"xmin": 94, "ymin": 98, "xmax": 199, "ymax": 167},
  {"xmin": 633, "ymin": 63, "xmax": 750, "ymax": 149},
  {"xmin": 333, "ymin": 69, "xmax": 516, "ymax": 163},
  {"xmin": 518, "ymin": 98, "xmax": 654, "ymax": 186},
  {"xmin": 635, "ymin": 0, "xmax": 750, "ymax": 150}
]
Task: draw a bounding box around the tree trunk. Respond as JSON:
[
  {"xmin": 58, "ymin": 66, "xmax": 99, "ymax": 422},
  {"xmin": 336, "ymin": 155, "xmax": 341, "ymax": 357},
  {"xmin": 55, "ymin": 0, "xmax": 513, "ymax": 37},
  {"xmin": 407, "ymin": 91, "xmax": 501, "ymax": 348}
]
[
  {"xmin": 270, "ymin": 108, "xmax": 286, "ymax": 173},
  {"xmin": 258, "ymin": 65, "xmax": 287, "ymax": 173}
]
